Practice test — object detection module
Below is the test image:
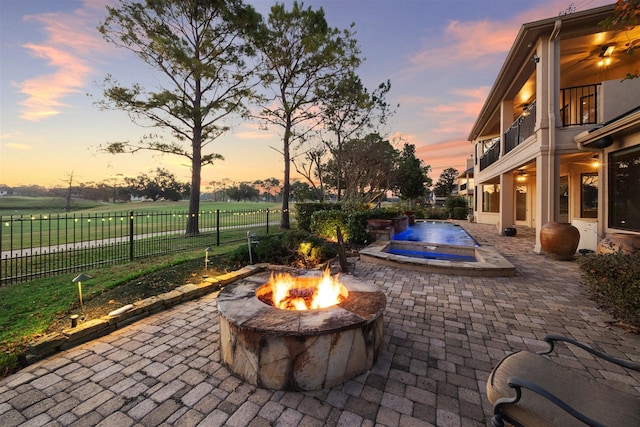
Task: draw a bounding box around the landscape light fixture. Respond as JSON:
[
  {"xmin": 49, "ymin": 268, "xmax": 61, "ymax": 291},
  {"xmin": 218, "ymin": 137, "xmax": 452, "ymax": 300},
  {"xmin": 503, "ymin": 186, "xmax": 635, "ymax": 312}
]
[
  {"xmin": 204, "ymin": 247, "xmax": 211, "ymax": 271},
  {"xmin": 72, "ymin": 273, "xmax": 91, "ymax": 311},
  {"xmin": 247, "ymin": 231, "xmax": 259, "ymax": 264}
]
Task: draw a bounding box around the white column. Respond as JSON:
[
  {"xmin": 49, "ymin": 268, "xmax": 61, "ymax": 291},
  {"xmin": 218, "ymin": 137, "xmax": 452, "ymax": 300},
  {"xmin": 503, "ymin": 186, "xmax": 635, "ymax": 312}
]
[
  {"xmin": 533, "ymin": 24, "xmax": 561, "ymax": 253},
  {"xmin": 499, "ymin": 172, "xmax": 515, "ymax": 234}
]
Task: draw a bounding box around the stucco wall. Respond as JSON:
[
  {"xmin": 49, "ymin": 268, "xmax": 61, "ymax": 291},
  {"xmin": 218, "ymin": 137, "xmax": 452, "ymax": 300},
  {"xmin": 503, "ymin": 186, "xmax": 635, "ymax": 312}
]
[{"xmin": 601, "ymin": 79, "xmax": 640, "ymax": 122}]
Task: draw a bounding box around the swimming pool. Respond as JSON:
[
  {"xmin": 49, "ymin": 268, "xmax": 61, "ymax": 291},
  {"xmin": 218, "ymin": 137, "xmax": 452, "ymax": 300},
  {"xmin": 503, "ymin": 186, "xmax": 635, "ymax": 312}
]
[
  {"xmin": 392, "ymin": 221, "xmax": 479, "ymax": 247},
  {"xmin": 359, "ymin": 221, "xmax": 516, "ymax": 276}
]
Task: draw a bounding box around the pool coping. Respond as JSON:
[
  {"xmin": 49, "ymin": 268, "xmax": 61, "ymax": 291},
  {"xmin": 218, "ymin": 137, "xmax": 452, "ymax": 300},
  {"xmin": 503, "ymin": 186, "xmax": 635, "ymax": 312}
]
[{"xmin": 359, "ymin": 240, "xmax": 516, "ymax": 277}]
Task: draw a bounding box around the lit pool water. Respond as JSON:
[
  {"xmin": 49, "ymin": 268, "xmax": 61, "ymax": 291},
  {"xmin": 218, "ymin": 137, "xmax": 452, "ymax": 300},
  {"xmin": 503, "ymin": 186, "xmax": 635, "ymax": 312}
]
[
  {"xmin": 392, "ymin": 221, "xmax": 479, "ymax": 247},
  {"xmin": 386, "ymin": 247, "xmax": 477, "ymax": 262}
]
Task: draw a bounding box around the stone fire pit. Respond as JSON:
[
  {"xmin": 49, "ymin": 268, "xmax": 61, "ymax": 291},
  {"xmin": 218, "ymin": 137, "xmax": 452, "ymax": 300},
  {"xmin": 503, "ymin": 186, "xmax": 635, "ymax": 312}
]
[{"xmin": 218, "ymin": 270, "xmax": 386, "ymax": 391}]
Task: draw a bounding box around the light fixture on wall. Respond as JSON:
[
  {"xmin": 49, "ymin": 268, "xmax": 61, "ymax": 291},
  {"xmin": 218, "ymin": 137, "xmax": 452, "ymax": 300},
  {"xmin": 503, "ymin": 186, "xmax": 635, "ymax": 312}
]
[
  {"xmin": 516, "ymin": 169, "xmax": 527, "ymax": 182},
  {"xmin": 591, "ymin": 155, "xmax": 600, "ymax": 168},
  {"xmin": 600, "ymin": 45, "xmax": 615, "ymax": 57},
  {"xmin": 598, "ymin": 45, "xmax": 615, "ymax": 68},
  {"xmin": 522, "ymin": 104, "xmax": 530, "ymax": 117}
]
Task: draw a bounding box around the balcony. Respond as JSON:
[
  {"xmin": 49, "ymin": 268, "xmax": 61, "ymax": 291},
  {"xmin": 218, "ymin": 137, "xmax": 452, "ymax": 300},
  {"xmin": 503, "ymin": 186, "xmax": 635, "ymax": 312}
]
[{"xmin": 478, "ymin": 83, "xmax": 601, "ymax": 171}]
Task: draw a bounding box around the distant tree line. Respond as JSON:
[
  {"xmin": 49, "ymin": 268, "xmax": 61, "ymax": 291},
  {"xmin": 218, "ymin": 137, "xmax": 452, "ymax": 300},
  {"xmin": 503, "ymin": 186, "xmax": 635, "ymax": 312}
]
[{"xmin": 1, "ymin": 143, "xmax": 444, "ymax": 207}]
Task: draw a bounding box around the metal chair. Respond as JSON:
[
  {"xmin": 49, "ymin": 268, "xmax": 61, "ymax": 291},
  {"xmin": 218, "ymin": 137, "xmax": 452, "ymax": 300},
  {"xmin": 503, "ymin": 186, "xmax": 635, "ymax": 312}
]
[{"xmin": 486, "ymin": 334, "xmax": 640, "ymax": 426}]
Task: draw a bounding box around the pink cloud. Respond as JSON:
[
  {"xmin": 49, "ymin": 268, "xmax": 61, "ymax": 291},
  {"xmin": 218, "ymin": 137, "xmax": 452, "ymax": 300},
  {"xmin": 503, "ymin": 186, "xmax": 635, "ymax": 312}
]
[
  {"xmin": 18, "ymin": 1, "xmax": 111, "ymax": 121},
  {"xmin": 390, "ymin": 132, "xmax": 472, "ymax": 182},
  {"xmin": 405, "ymin": 0, "xmax": 612, "ymax": 74},
  {"xmin": 420, "ymin": 86, "xmax": 489, "ymax": 137},
  {"xmin": 416, "ymin": 139, "xmax": 473, "ymax": 181}
]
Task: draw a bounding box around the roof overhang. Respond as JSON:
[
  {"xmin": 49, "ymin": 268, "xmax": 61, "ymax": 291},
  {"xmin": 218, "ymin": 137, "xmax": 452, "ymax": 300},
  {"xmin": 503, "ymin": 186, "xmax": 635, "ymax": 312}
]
[
  {"xmin": 467, "ymin": 4, "xmax": 616, "ymax": 142},
  {"xmin": 575, "ymin": 108, "xmax": 640, "ymax": 148}
]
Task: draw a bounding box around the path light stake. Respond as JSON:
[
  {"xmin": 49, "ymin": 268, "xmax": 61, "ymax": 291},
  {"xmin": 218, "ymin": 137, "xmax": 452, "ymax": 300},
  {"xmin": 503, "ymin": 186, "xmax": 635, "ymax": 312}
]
[
  {"xmin": 72, "ymin": 273, "xmax": 91, "ymax": 312},
  {"xmin": 247, "ymin": 231, "xmax": 258, "ymax": 264},
  {"xmin": 204, "ymin": 247, "xmax": 211, "ymax": 271}
]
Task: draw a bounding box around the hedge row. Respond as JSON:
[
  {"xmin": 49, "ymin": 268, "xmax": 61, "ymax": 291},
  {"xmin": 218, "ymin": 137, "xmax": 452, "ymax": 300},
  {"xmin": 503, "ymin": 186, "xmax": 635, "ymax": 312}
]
[{"xmin": 579, "ymin": 252, "xmax": 640, "ymax": 329}]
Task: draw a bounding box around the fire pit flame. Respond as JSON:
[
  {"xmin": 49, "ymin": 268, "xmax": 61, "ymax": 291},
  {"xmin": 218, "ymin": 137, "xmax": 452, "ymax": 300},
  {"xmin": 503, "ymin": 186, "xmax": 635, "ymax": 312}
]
[{"xmin": 266, "ymin": 269, "xmax": 347, "ymax": 310}]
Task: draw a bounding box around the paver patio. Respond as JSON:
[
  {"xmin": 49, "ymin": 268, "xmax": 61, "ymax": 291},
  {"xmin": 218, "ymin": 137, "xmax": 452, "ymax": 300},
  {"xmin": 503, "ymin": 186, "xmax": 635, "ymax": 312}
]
[{"xmin": 1, "ymin": 221, "xmax": 639, "ymax": 426}]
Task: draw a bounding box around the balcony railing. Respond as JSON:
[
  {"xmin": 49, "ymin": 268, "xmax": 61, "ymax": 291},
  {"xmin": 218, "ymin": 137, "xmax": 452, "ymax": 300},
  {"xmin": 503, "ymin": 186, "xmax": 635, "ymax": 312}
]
[
  {"xmin": 479, "ymin": 139, "xmax": 500, "ymax": 171},
  {"xmin": 476, "ymin": 83, "xmax": 600, "ymax": 171},
  {"xmin": 560, "ymin": 83, "xmax": 599, "ymax": 126},
  {"xmin": 504, "ymin": 101, "xmax": 536, "ymax": 154}
]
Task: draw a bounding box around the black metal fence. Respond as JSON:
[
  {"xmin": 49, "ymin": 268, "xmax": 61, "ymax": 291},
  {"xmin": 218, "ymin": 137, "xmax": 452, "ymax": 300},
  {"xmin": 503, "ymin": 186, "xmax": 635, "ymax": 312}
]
[{"xmin": 1, "ymin": 209, "xmax": 283, "ymax": 286}]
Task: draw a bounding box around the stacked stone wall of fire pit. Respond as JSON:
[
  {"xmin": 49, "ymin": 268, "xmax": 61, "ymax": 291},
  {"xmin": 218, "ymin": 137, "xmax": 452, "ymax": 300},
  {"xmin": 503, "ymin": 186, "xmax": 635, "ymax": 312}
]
[{"xmin": 217, "ymin": 270, "xmax": 386, "ymax": 391}]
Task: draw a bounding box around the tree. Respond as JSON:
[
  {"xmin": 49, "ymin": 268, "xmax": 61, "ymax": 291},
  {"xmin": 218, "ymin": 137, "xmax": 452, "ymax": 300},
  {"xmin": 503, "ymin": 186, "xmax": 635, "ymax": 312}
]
[
  {"xmin": 125, "ymin": 168, "xmax": 188, "ymax": 201},
  {"xmin": 254, "ymin": 1, "xmax": 360, "ymax": 228},
  {"xmin": 433, "ymin": 167, "xmax": 459, "ymax": 197},
  {"xmin": 326, "ymin": 133, "xmax": 398, "ymax": 203},
  {"xmin": 290, "ymin": 180, "xmax": 315, "ymax": 202},
  {"xmin": 394, "ymin": 144, "xmax": 431, "ymax": 207},
  {"xmin": 63, "ymin": 172, "xmax": 75, "ymax": 212},
  {"xmin": 227, "ymin": 182, "xmax": 259, "ymax": 201},
  {"xmin": 253, "ymin": 177, "xmax": 280, "ymax": 202},
  {"xmin": 292, "ymin": 145, "xmax": 327, "ymax": 201},
  {"xmin": 602, "ymin": 0, "xmax": 639, "ymax": 79},
  {"xmin": 97, "ymin": 0, "xmax": 261, "ymax": 235},
  {"xmin": 318, "ymin": 72, "xmax": 394, "ymax": 201},
  {"xmin": 603, "ymin": 0, "xmax": 639, "ymax": 29}
]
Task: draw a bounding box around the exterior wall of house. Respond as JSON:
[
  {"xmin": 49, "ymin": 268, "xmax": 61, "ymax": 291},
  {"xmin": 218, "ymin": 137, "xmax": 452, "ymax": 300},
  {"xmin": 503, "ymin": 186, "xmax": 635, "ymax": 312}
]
[
  {"xmin": 600, "ymin": 79, "xmax": 640, "ymax": 122},
  {"xmin": 469, "ymin": 6, "xmax": 640, "ymax": 254}
]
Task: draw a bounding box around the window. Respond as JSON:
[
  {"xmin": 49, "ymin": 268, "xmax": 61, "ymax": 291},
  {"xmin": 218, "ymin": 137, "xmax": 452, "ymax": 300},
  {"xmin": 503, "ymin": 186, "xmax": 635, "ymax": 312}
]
[
  {"xmin": 482, "ymin": 184, "xmax": 500, "ymax": 213},
  {"xmin": 609, "ymin": 146, "xmax": 640, "ymax": 231},
  {"xmin": 580, "ymin": 173, "xmax": 598, "ymax": 218}
]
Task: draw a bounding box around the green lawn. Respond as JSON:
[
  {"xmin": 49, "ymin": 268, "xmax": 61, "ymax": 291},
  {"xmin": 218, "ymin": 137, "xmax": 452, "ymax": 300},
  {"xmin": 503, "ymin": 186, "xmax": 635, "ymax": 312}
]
[
  {"xmin": 0, "ymin": 243, "xmax": 242, "ymax": 376},
  {"xmin": 0, "ymin": 197, "xmax": 289, "ymax": 374},
  {"xmin": 1, "ymin": 199, "xmax": 283, "ymax": 250}
]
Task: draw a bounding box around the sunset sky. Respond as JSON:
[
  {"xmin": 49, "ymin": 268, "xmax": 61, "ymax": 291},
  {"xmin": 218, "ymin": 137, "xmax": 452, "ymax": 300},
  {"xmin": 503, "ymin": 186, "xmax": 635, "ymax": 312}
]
[{"xmin": 0, "ymin": 0, "xmax": 611, "ymax": 191}]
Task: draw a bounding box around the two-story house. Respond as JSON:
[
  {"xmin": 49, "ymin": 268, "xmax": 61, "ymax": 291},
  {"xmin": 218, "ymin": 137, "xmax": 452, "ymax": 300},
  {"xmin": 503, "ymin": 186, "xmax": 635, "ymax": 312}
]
[
  {"xmin": 468, "ymin": 4, "xmax": 640, "ymax": 253},
  {"xmin": 457, "ymin": 156, "xmax": 475, "ymax": 216}
]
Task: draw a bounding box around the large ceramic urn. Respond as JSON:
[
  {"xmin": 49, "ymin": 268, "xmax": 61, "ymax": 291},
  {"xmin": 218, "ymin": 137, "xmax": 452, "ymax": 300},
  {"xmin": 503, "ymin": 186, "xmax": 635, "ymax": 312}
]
[
  {"xmin": 596, "ymin": 233, "xmax": 640, "ymax": 255},
  {"xmin": 540, "ymin": 222, "xmax": 580, "ymax": 261}
]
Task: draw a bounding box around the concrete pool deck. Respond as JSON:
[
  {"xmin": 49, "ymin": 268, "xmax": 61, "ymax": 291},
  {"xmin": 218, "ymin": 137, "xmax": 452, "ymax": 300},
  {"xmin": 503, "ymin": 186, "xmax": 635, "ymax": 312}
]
[{"xmin": 1, "ymin": 221, "xmax": 639, "ymax": 426}]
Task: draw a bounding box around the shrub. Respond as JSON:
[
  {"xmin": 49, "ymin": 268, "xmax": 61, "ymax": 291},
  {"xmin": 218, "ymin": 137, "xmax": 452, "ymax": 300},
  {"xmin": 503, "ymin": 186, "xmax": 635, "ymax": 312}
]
[
  {"xmin": 310, "ymin": 210, "xmax": 349, "ymax": 241},
  {"xmin": 227, "ymin": 230, "xmax": 337, "ymax": 268},
  {"xmin": 345, "ymin": 207, "xmax": 402, "ymax": 245},
  {"xmin": 445, "ymin": 196, "xmax": 468, "ymax": 219},
  {"xmin": 578, "ymin": 252, "xmax": 640, "ymax": 329},
  {"xmin": 308, "ymin": 206, "xmax": 402, "ymax": 246},
  {"xmin": 295, "ymin": 203, "xmax": 341, "ymax": 232},
  {"xmin": 424, "ymin": 206, "xmax": 447, "ymax": 219}
]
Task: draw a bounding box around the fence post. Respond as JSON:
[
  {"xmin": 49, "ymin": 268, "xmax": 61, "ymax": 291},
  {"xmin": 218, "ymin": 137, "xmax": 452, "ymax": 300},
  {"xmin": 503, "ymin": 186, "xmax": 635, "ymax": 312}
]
[
  {"xmin": 266, "ymin": 209, "xmax": 269, "ymax": 234},
  {"xmin": 216, "ymin": 209, "xmax": 220, "ymax": 246},
  {"xmin": 129, "ymin": 211, "xmax": 134, "ymax": 261}
]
